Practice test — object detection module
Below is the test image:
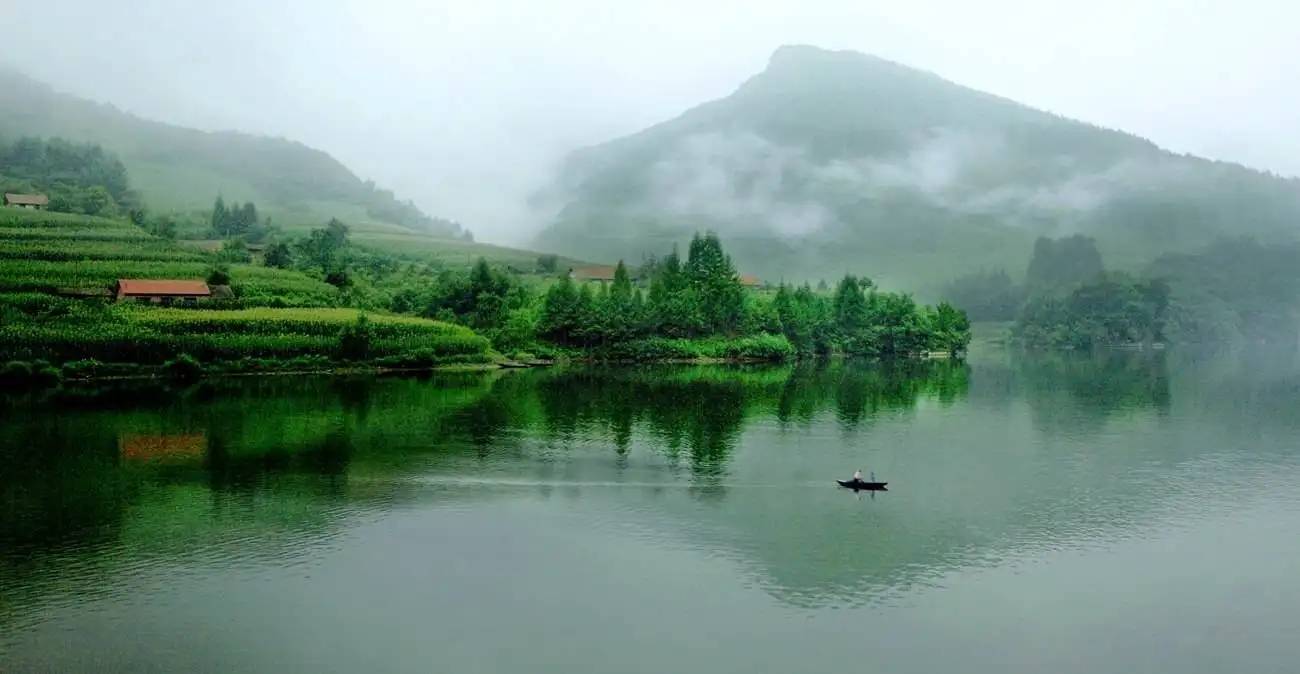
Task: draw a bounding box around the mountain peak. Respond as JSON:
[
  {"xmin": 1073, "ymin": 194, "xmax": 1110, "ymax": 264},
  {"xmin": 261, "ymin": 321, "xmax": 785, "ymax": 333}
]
[
  {"xmin": 763, "ymin": 44, "xmax": 916, "ymax": 79},
  {"xmin": 537, "ymin": 46, "xmax": 1300, "ymax": 288}
]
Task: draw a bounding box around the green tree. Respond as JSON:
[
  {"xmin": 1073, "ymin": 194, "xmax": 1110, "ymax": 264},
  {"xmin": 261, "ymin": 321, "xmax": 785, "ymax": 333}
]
[
  {"xmin": 263, "ymin": 242, "xmax": 293, "ymax": 269},
  {"xmin": 211, "ymin": 195, "xmax": 228, "ymax": 235},
  {"xmin": 928, "ymin": 302, "xmax": 972, "ymax": 355},
  {"xmin": 206, "ymin": 265, "xmax": 232, "ymax": 286},
  {"xmin": 539, "ymin": 276, "xmax": 582, "ymax": 344},
  {"xmin": 685, "ymin": 232, "xmax": 744, "ymax": 333}
]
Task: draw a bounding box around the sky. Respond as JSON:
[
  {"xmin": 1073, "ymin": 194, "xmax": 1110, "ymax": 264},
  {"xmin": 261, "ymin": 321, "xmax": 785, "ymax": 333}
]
[{"xmin": 2, "ymin": 0, "xmax": 1298, "ymax": 244}]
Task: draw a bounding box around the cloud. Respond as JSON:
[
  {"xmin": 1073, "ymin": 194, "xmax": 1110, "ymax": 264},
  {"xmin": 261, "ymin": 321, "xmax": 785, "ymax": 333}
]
[{"xmin": 610, "ymin": 127, "xmax": 1219, "ymax": 240}]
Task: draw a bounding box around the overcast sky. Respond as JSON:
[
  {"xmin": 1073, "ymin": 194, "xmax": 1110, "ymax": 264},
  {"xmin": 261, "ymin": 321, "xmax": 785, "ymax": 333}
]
[{"xmin": 3, "ymin": 0, "xmax": 1298, "ymax": 243}]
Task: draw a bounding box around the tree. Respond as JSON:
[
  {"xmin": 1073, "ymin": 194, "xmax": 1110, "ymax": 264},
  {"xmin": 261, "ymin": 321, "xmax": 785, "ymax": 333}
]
[
  {"xmin": 211, "ymin": 196, "xmax": 228, "ymax": 236},
  {"xmin": 301, "ymin": 218, "xmax": 350, "ymax": 271},
  {"xmin": 206, "ymin": 265, "xmax": 232, "ymax": 286},
  {"xmin": 337, "ymin": 315, "xmax": 373, "ymax": 360},
  {"xmin": 148, "ymin": 214, "xmax": 177, "ymax": 240},
  {"xmin": 78, "ymin": 186, "xmax": 113, "ymax": 216},
  {"xmin": 217, "ymin": 238, "xmax": 251, "ymax": 263},
  {"xmin": 928, "ymin": 302, "xmax": 972, "ymax": 356},
  {"xmin": 832, "ymin": 275, "xmax": 868, "ymax": 331},
  {"xmin": 685, "ymin": 232, "xmax": 744, "ymax": 333},
  {"xmin": 536, "ymin": 254, "xmax": 559, "ymax": 273},
  {"xmin": 241, "ymin": 202, "xmax": 259, "ymax": 232},
  {"xmin": 264, "ymin": 242, "xmax": 293, "ymax": 269},
  {"xmin": 539, "ymin": 276, "xmax": 582, "ymax": 344}
]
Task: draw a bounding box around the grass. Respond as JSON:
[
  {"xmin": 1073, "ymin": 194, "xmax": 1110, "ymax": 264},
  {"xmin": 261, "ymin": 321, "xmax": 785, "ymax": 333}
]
[
  {"xmin": 0, "ymin": 209, "xmax": 496, "ymax": 371},
  {"xmin": 0, "ymin": 305, "xmax": 492, "ymax": 365},
  {"xmin": 0, "ymin": 210, "xmax": 340, "ymax": 306},
  {"xmin": 0, "ymin": 239, "xmax": 207, "ymax": 262},
  {"xmin": 352, "ymin": 231, "xmax": 593, "ymax": 273}
]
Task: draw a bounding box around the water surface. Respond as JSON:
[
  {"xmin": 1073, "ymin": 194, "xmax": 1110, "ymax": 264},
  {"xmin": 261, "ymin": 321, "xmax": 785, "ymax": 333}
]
[{"xmin": 2, "ymin": 350, "xmax": 1299, "ymax": 673}]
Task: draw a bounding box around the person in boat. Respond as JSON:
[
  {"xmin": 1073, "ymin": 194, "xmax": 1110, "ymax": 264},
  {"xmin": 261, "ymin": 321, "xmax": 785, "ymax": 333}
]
[{"xmin": 852, "ymin": 469, "xmax": 863, "ymax": 482}]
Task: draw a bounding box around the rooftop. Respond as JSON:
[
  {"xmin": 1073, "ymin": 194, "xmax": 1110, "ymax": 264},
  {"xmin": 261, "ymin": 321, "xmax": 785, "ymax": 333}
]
[
  {"xmin": 4, "ymin": 193, "xmax": 49, "ymax": 206},
  {"xmin": 117, "ymin": 279, "xmax": 211, "ymax": 296}
]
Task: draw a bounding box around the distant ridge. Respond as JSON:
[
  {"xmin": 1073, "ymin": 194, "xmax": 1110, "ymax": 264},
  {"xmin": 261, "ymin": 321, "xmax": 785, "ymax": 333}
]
[
  {"xmin": 536, "ymin": 45, "xmax": 1300, "ymax": 289},
  {"xmin": 0, "ymin": 68, "xmax": 463, "ymax": 236}
]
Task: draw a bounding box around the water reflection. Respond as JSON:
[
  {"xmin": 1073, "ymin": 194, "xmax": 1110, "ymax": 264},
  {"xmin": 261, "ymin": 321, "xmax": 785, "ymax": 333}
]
[{"xmin": 4, "ymin": 350, "xmax": 1299, "ymax": 633}]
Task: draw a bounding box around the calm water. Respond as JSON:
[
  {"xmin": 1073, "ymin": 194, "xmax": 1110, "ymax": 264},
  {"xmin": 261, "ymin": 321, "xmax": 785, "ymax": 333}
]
[{"xmin": 2, "ymin": 349, "xmax": 1299, "ymax": 673}]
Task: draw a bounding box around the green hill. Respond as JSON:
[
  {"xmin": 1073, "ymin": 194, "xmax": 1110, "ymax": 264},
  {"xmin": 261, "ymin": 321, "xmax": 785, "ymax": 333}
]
[
  {"xmin": 535, "ymin": 45, "xmax": 1300, "ymax": 291},
  {"xmin": 0, "ymin": 68, "xmax": 462, "ymax": 237},
  {"xmin": 0, "ymin": 208, "xmax": 492, "ymax": 369}
]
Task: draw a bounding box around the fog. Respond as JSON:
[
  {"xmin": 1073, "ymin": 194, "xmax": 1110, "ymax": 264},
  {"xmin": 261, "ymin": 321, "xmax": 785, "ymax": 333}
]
[{"xmin": 3, "ymin": 0, "xmax": 1298, "ymax": 244}]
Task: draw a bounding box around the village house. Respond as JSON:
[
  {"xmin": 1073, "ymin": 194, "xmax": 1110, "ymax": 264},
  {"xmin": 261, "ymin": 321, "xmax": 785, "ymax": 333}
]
[
  {"xmin": 4, "ymin": 193, "xmax": 49, "ymax": 210},
  {"xmin": 569, "ymin": 265, "xmax": 619, "ymax": 283},
  {"xmin": 739, "ymin": 274, "xmax": 764, "ymax": 289},
  {"xmin": 115, "ymin": 279, "xmax": 212, "ymax": 305}
]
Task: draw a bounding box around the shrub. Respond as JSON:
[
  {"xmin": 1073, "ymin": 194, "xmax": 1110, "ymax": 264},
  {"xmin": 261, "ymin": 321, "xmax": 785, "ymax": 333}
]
[
  {"xmin": 33, "ymin": 364, "xmax": 62, "ymax": 387},
  {"xmin": 207, "ymin": 265, "xmax": 232, "ymax": 286},
  {"xmin": 161, "ymin": 353, "xmax": 204, "ymax": 380},
  {"xmin": 62, "ymin": 358, "xmax": 104, "ymax": 379},
  {"xmin": 0, "ymin": 360, "xmax": 34, "ymax": 384},
  {"xmin": 719, "ymin": 334, "xmax": 795, "ymax": 361},
  {"xmin": 337, "ymin": 314, "xmax": 373, "ymax": 361}
]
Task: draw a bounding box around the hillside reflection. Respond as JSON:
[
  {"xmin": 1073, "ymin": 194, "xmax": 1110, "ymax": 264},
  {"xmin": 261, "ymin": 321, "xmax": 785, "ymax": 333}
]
[{"xmin": 5, "ymin": 350, "xmax": 1297, "ymax": 618}]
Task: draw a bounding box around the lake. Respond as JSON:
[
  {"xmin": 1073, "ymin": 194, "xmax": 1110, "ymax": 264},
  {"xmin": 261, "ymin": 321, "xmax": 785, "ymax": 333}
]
[{"xmin": 3, "ymin": 348, "xmax": 1299, "ymax": 673}]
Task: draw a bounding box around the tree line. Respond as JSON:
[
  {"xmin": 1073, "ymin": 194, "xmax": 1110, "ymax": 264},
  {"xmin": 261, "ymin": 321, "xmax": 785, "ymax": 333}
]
[
  {"xmin": 0, "ymin": 136, "xmax": 140, "ymax": 217},
  {"xmin": 247, "ymin": 226, "xmax": 971, "ymax": 360},
  {"xmin": 534, "ymin": 233, "xmax": 970, "ymax": 357},
  {"xmin": 942, "ymin": 233, "xmax": 1300, "ymax": 348}
]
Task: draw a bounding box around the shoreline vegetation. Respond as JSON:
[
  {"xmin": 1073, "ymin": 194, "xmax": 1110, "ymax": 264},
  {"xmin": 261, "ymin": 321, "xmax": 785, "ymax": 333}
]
[{"xmin": 0, "ymin": 169, "xmax": 973, "ymax": 389}]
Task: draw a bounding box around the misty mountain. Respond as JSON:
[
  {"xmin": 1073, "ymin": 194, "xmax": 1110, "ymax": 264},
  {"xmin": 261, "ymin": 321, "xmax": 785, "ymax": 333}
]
[
  {"xmin": 535, "ymin": 45, "xmax": 1300, "ymax": 290},
  {"xmin": 0, "ymin": 68, "xmax": 462, "ymax": 237}
]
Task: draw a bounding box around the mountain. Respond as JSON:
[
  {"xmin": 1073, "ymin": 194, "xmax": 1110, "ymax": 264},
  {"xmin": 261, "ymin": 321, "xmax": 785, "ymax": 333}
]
[
  {"xmin": 535, "ymin": 45, "xmax": 1300, "ymax": 291},
  {"xmin": 0, "ymin": 68, "xmax": 463, "ymax": 237}
]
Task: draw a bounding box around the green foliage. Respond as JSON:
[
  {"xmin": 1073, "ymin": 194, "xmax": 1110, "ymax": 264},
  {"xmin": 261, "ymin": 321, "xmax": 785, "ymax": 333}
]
[
  {"xmin": 591, "ymin": 335, "xmax": 794, "ymax": 362},
  {"xmin": 0, "ymin": 307, "xmax": 491, "ymax": 365},
  {"xmin": 1148, "ymin": 238, "xmax": 1300, "ymax": 344},
  {"xmin": 210, "ymin": 195, "xmax": 265, "ymax": 239},
  {"xmin": 60, "ymin": 358, "xmax": 103, "ymax": 379},
  {"xmin": 1015, "ymin": 275, "xmax": 1170, "ymax": 349},
  {"xmin": 0, "ymin": 359, "xmax": 62, "ymax": 388},
  {"xmin": 422, "ymin": 257, "xmax": 531, "ymax": 336},
  {"xmin": 337, "ymin": 314, "xmax": 373, "ymax": 361},
  {"xmin": 0, "ymin": 136, "xmax": 140, "ymax": 216},
  {"xmin": 299, "ymin": 218, "xmax": 350, "ymax": 271},
  {"xmin": 686, "ymin": 232, "xmax": 746, "ymax": 334},
  {"xmin": 216, "ymin": 238, "xmax": 252, "ymax": 263},
  {"xmin": 0, "ymin": 70, "xmax": 465, "ymax": 236},
  {"xmin": 535, "ymin": 232, "xmax": 967, "ymax": 359},
  {"xmin": 161, "ymin": 353, "xmax": 204, "ymax": 380},
  {"xmin": 0, "ymin": 209, "xmax": 338, "ymax": 307},
  {"xmin": 0, "ymin": 360, "xmax": 34, "ymax": 384},
  {"xmin": 263, "ymin": 242, "xmax": 293, "ymax": 269},
  {"xmin": 927, "ymin": 302, "xmax": 973, "ymax": 356},
  {"xmin": 536, "ymin": 254, "xmax": 559, "ymax": 273},
  {"xmin": 0, "ymin": 238, "xmax": 203, "ymax": 262},
  {"xmin": 206, "ymin": 265, "xmax": 232, "ymax": 287}
]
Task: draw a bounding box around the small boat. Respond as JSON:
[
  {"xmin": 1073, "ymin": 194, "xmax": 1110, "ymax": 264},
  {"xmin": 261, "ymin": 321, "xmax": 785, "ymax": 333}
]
[{"xmin": 837, "ymin": 479, "xmax": 888, "ymax": 491}]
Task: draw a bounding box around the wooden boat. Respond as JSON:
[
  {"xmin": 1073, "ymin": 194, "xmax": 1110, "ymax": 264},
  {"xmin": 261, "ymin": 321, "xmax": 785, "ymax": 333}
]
[{"xmin": 836, "ymin": 479, "xmax": 888, "ymax": 491}]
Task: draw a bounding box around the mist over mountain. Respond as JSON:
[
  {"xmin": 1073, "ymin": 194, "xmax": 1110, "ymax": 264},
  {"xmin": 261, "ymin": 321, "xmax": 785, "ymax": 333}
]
[
  {"xmin": 536, "ymin": 46, "xmax": 1300, "ymax": 289},
  {"xmin": 0, "ymin": 68, "xmax": 463, "ymax": 237}
]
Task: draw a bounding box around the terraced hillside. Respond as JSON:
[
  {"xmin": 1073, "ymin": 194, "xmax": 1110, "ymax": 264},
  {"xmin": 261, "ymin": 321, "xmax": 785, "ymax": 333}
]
[{"xmin": 0, "ymin": 209, "xmax": 492, "ymax": 371}]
